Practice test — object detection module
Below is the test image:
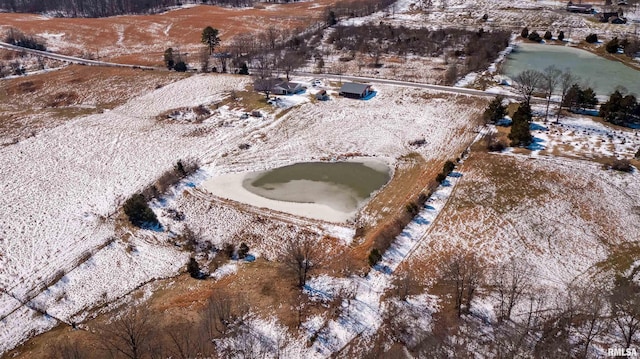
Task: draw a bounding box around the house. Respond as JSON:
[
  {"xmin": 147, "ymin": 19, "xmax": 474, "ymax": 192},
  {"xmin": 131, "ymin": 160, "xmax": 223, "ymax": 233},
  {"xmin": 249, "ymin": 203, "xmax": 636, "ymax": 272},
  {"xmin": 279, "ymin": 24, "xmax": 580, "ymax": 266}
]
[
  {"xmin": 339, "ymin": 82, "xmax": 373, "ymax": 99},
  {"xmin": 315, "ymin": 89, "xmax": 329, "ymax": 101},
  {"xmin": 272, "ymin": 81, "xmax": 304, "ymax": 95},
  {"xmin": 566, "ymin": 1, "xmax": 594, "ymax": 13},
  {"xmin": 597, "ymin": 11, "xmax": 626, "ymax": 23}
]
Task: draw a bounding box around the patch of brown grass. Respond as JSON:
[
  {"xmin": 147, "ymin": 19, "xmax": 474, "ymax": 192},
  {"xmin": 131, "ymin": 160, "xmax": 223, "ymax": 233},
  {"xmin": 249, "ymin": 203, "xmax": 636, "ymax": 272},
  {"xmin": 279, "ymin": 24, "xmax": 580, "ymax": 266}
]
[
  {"xmin": 46, "ymin": 91, "xmax": 79, "ymax": 107},
  {"xmin": 0, "ymin": 65, "xmax": 187, "ymax": 141},
  {"xmin": 0, "ymin": 1, "xmax": 339, "ymax": 66},
  {"xmin": 352, "ymin": 154, "xmax": 438, "ymax": 263}
]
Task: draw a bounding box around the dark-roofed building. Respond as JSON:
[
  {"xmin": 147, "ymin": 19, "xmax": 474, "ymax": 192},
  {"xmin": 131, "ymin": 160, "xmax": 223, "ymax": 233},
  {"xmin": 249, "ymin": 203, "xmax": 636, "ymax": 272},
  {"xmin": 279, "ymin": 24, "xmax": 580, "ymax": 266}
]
[
  {"xmin": 339, "ymin": 82, "xmax": 373, "ymax": 99},
  {"xmin": 566, "ymin": 2, "xmax": 594, "ymax": 13}
]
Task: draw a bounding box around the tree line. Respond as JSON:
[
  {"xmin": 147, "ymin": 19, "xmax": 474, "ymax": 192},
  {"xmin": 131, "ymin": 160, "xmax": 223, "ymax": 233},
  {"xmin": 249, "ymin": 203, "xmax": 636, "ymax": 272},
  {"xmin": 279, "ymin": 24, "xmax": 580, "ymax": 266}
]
[
  {"xmin": 379, "ymin": 251, "xmax": 640, "ymax": 358},
  {"xmin": 0, "ymin": 0, "xmax": 376, "ymax": 16},
  {"xmin": 327, "ymin": 24, "xmax": 510, "ymax": 84},
  {"xmin": 0, "ymin": 0, "xmax": 281, "ymax": 17}
]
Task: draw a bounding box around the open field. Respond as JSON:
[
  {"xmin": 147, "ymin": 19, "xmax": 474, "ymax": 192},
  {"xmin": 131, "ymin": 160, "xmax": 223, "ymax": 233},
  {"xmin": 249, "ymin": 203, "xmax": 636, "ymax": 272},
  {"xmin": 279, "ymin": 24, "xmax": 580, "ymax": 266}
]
[
  {"xmin": 1, "ymin": 0, "xmax": 640, "ymax": 357},
  {"xmin": 0, "ymin": 1, "xmax": 338, "ymax": 66},
  {"xmin": 0, "ymin": 69, "xmax": 485, "ymax": 355},
  {"xmin": 0, "ymin": 65, "xmax": 188, "ymax": 144}
]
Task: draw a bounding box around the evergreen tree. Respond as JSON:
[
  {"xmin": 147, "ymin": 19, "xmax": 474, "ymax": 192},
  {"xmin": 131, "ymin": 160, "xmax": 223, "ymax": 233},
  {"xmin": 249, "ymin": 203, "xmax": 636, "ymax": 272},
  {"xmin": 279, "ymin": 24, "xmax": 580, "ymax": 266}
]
[
  {"xmin": 528, "ymin": 31, "xmax": 542, "ymax": 42},
  {"xmin": 563, "ymin": 84, "xmax": 582, "ymax": 112},
  {"xmin": 586, "ymin": 33, "xmax": 598, "ymax": 43},
  {"xmin": 163, "ymin": 48, "xmax": 174, "ymax": 70},
  {"xmin": 558, "ymin": 31, "xmax": 565, "ymax": 41},
  {"xmin": 580, "ymin": 87, "xmax": 598, "ymax": 110},
  {"xmin": 327, "ymin": 10, "xmax": 338, "ymax": 26},
  {"xmin": 238, "ymin": 242, "xmax": 250, "ymax": 259},
  {"xmin": 606, "ymin": 37, "xmax": 620, "ymax": 53},
  {"xmin": 544, "ymin": 31, "xmax": 553, "ymax": 40},
  {"xmin": 509, "ymin": 103, "xmax": 533, "ymax": 147},
  {"xmin": 123, "ymin": 194, "xmax": 159, "ymax": 228},
  {"xmin": 201, "ymin": 26, "xmax": 221, "ymax": 55},
  {"xmin": 187, "ymin": 257, "xmax": 201, "ymax": 279},
  {"xmin": 483, "ymin": 96, "xmax": 507, "ymax": 123},
  {"xmin": 521, "ymin": 26, "xmax": 529, "ymax": 38},
  {"xmin": 600, "ymin": 90, "xmax": 639, "ymax": 125},
  {"xmin": 174, "ymin": 61, "xmax": 187, "ymax": 72},
  {"xmin": 368, "ymin": 248, "xmax": 382, "ymax": 266},
  {"xmin": 239, "ymin": 62, "xmax": 249, "ymax": 75}
]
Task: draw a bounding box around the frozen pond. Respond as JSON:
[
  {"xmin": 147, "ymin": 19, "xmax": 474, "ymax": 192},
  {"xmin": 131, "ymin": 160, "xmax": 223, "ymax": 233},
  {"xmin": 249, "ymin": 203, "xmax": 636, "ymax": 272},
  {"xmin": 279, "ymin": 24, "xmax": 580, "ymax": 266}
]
[
  {"xmin": 202, "ymin": 160, "xmax": 391, "ymax": 222},
  {"xmin": 503, "ymin": 43, "xmax": 640, "ymax": 97}
]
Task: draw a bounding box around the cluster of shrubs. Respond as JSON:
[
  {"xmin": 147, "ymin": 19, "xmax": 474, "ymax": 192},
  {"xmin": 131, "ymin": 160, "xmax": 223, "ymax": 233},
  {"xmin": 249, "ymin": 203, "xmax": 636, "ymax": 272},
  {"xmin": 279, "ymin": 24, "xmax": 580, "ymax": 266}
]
[
  {"xmin": 367, "ymin": 160, "xmax": 457, "ymax": 267},
  {"xmin": 486, "ymin": 133, "xmax": 507, "ymax": 152},
  {"xmin": 586, "ymin": 33, "xmax": 598, "ymax": 43},
  {"xmin": 521, "ymin": 27, "xmax": 565, "ymax": 42},
  {"xmin": 4, "ymin": 28, "xmax": 46, "ymax": 51},
  {"xmin": 603, "ymin": 158, "xmax": 633, "ymax": 173},
  {"xmin": 435, "ymin": 160, "xmax": 456, "ymax": 184},
  {"xmin": 599, "ymin": 90, "xmax": 640, "ymax": 127},
  {"xmin": 605, "ymin": 37, "xmax": 640, "ymax": 56},
  {"xmin": 328, "ymin": 24, "xmax": 510, "ymax": 74},
  {"xmin": 562, "ymin": 84, "xmax": 598, "ymax": 113},
  {"xmin": 123, "ymin": 159, "xmax": 199, "ymax": 229},
  {"xmin": 188, "ymin": 242, "xmax": 250, "ymax": 279},
  {"xmin": 368, "ymin": 191, "xmax": 431, "ymax": 267}
]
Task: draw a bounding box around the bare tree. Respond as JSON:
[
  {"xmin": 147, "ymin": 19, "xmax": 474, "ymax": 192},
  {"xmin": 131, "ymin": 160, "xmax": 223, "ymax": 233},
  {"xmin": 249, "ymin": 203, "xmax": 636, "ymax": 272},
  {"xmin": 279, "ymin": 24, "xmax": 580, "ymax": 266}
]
[
  {"xmin": 96, "ymin": 308, "xmax": 154, "ymax": 359},
  {"xmin": 610, "ymin": 278, "xmax": 640, "ymax": 349},
  {"xmin": 199, "ymin": 47, "xmax": 210, "ymax": 73},
  {"xmin": 571, "ymin": 284, "xmax": 610, "ymax": 359},
  {"xmin": 203, "ymin": 289, "xmax": 246, "ymax": 338},
  {"xmin": 260, "ymin": 26, "xmax": 279, "ymax": 50},
  {"xmin": 494, "ymin": 321, "xmax": 536, "ymax": 359},
  {"xmin": 556, "ymin": 69, "xmax": 577, "ymax": 123},
  {"xmin": 442, "ymin": 251, "xmax": 484, "ymax": 317},
  {"xmin": 277, "ymin": 49, "xmax": 307, "ymax": 81},
  {"xmin": 394, "ymin": 269, "xmax": 419, "ymax": 301},
  {"xmin": 541, "ymin": 66, "xmax": 561, "ymax": 121},
  {"xmin": 52, "ymin": 338, "xmax": 86, "ymax": 359},
  {"xmin": 491, "ymin": 257, "xmax": 532, "ymax": 322},
  {"xmin": 513, "ymin": 70, "xmax": 543, "ymax": 107},
  {"xmin": 252, "ymin": 52, "xmax": 275, "ymax": 80},
  {"xmin": 253, "ymin": 77, "xmax": 279, "ymax": 100},
  {"xmin": 282, "ymin": 233, "xmax": 323, "ymax": 288},
  {"xmin": 165, "ymin": 322, "xmax": 213, "ymax": 359}
]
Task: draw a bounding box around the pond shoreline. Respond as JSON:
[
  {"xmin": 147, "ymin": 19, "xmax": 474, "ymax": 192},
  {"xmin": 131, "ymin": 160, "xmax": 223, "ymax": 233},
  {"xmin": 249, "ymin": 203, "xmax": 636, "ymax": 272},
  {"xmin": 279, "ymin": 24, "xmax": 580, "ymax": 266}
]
[
  {"xmin": 502, "ymin": 41, "xmax": 640, "ymax": 97},
  {"xmin": 201, "ymin": 157, "xmax": 392, "ymax": 224},
  {"xmin": 512, "ymin": 38, "xmax": 640, "ymax": 72}
]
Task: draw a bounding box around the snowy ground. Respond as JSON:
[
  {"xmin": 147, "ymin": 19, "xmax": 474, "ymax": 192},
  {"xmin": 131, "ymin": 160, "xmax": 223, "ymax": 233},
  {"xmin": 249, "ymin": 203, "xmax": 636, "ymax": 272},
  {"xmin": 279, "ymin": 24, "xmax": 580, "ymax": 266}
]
[
  {"xmin": 0, "ymin": 72, "xmax": 483, "ymax": 353},
  {"xmin": 529, "ymin": 115, "xmax": 640, "ymax": 160},
  {"xmin": 3, "ymin": 0, "xmax": 640, "ymax": 356},
  {"xmin": 306, "ymin": 167, "xmax": 465, "ymax": 357}
]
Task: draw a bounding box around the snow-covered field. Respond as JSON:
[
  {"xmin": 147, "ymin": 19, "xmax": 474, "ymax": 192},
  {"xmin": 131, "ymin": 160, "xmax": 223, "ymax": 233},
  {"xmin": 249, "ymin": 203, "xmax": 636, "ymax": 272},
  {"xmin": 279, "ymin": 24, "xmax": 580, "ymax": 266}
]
[
  {"xmin": 411, "ymin": 151, "xmax": 640, "ymax": 289},
  {"xmin": 531, "ymin": 116, "xmax": 640, "ymax": 160},
  {"xmin": 2, "ymin": 0, "xmax": 640, "ymax": 356},
  {"xmin": 0, "ymin": 72, "xmax": 484, "ymax": 353}
]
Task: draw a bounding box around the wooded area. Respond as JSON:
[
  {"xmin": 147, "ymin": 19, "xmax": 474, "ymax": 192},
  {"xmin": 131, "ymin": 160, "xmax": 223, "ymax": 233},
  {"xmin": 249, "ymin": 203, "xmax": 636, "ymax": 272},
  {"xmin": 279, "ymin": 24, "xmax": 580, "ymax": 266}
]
[{"xmin": 0, "ymin": 0, "xmax": 301, "ymax": 17}]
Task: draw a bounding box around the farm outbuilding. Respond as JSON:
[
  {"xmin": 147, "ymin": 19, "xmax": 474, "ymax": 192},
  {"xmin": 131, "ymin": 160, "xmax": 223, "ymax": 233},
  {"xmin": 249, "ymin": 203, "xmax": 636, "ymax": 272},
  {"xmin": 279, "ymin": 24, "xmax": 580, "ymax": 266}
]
[
  {"xmin": 339, "ymin": 82, "xmax": 373, "ymax": 99},
  {"xmin": 315, "ymin": 89, "xmax": 329, "ymax": 101}
]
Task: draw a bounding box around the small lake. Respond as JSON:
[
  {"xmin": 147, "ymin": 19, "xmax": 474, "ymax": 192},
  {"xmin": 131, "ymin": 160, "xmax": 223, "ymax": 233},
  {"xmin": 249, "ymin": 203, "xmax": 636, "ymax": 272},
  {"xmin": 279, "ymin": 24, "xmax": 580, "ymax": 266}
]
[
  {"xmin": 202, "ymin": 160, "xmax": 391, "ymax": 222},
  {"xmin": 502, "ymin": 43, "xmax": 640, "ymax": 97}
]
